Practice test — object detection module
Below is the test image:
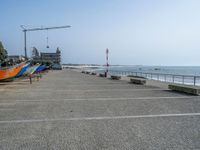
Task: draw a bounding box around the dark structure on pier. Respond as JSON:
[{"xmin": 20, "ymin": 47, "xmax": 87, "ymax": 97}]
[
  {"xmin": 32, "ymin": 47, "xmax": 62, "ymax": 69},
  {"xmin": 40, "ymin": 48, "xmax": 61, "ymax": 64}
]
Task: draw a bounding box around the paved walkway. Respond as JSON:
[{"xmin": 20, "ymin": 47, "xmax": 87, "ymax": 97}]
[{"xmin": 0, "ymin": 70, "xmax": 200, "ymax": 150}]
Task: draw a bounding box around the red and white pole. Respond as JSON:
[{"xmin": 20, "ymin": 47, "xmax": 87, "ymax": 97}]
[{"xmin": 105, "ymin": 48, "xmax": 109, "ymax": 77}]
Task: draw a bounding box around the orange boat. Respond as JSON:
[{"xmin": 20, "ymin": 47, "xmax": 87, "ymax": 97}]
[{"xmin": 0, "ymin": 63, "xmax": 25, "ymax": 81}]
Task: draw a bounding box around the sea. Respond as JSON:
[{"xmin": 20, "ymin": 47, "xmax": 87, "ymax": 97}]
[
  {"xmin": 96, "ymin": 66, "xmax": 200, "ymax": 76},
  {"xmin": 94, "ymin": 65, "xmax": 200, "ymax": 85}
]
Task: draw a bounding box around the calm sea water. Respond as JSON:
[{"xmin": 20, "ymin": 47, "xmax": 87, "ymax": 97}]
[
  {"xmin": 93, "ymin": 66, "xmax": 200, "ymax": 85},
  {"xmin": 98, "ymin": 66, "xmax": 200, "ymax": 76}
]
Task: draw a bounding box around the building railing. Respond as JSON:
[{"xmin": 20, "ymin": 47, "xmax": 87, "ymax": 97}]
[{"xmin": 101, "ymin": 70, "xmax": 200, "ymax": 86}]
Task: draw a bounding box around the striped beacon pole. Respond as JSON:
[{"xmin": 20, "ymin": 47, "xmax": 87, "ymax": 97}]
[{"xmin": 105, "ymin": 48, "xmax": 109, "ymax": 77}]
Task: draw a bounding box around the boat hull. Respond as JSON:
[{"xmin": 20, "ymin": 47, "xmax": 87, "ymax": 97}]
[
  {"xmin": 34, "ymin": 65, "xmax": 46, "ymax": 73},
  {"xmin": 15, "ymin": 63, "xmax": 30, "ymax": 78},
  {"xmin": 0, "ymin": 63, "xmax": 25, "ymax": 81},
  {"xmin": 25, "ymin": 65, "xmax": 40, "ymax": 75}
]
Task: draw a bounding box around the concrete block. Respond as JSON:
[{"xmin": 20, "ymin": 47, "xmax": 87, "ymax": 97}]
[
  {"xmin": 85, "ymin": 71, "xmax": 90, "ymax": 74},
  {"xmin": 99, "ymin": 73, "xmax": 106, "ymax": 77},
  {"xmin": 130, "ymin": 78, "xmax": 146, "ymax": 85},
  {"xmin": 111, "ymin": 75, "xmax": 121, "ymax": 80},
  {"xmin": 168, "ymin": 84, "xmax": 200, "ymax": 95},
  {"xmin": 127, "ymin": 75, "xmax": 146, "ymax": 79}
]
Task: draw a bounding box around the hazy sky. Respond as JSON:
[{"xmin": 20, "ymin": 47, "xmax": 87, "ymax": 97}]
[{"xmin": 1, "ymin": 0, "xmax": 200, "ymax": 65}]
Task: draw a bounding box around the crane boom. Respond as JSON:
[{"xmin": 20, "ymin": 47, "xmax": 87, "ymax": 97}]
[{"xmin": 22, "ymin": 25, "xmax": 71, "ymax": 32}]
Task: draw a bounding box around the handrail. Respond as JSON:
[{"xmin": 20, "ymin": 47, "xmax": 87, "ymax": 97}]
[
  {"xmin": 108, "ymin": 70, "xmax": 200, "ymax": 78},
  {"xmin": 104, "ymin": 70, "xmax": 200, "ymax": 86}
]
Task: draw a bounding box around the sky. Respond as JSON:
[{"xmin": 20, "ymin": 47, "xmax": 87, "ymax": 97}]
[{"xmin": 1, "ymin": 0, "xmax": 200, "ymax": 66}]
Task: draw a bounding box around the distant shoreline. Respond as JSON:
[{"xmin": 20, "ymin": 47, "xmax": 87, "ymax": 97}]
[{"xmin": 62, "ymin": 64, "xmax": 200, "ymax": 67}]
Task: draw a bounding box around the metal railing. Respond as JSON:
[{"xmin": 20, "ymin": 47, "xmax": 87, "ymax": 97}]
[{"xmin": 106, "ymin": 70, "xmax": 200, "ymax": 86}]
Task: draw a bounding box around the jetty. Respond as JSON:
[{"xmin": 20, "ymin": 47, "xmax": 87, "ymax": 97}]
[{"xmin": 0, "ymin": 69, "xmax": 200, "ymax": 149}]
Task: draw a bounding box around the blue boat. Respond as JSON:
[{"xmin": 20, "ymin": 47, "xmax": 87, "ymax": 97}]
[
  {"xmin": 15, "ymin": 63, "xmax": 30, "ymax": 78},
  {"xmin": 34, "ymin": 65, "xmax": 46, "ymax": 73}
]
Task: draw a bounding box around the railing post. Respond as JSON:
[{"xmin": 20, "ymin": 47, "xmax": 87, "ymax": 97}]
[
  {"xmin": 172, "ymin": 75, "xmax": 174, "ymax": 83},
  {"xmin": 194, "ymin": 76, "xmax": 196, "ymax": 86}
]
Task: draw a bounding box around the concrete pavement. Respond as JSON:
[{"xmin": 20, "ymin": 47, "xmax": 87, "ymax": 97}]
[{"xmin": 0, "ymin": 70, "xmax": 200, "ymax": 149}]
